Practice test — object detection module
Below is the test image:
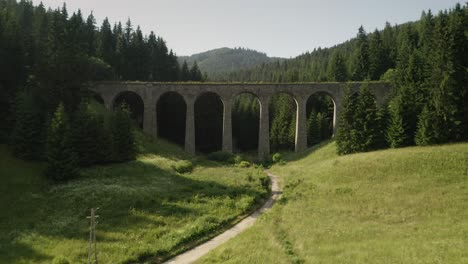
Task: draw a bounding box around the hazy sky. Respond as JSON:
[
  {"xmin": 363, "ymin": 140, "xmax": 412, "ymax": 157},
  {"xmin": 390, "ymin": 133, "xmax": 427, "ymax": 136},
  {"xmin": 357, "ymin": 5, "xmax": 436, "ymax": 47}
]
[{"xmin": 37, "ymin": 0, "xmax": 460, "ymax": 58}]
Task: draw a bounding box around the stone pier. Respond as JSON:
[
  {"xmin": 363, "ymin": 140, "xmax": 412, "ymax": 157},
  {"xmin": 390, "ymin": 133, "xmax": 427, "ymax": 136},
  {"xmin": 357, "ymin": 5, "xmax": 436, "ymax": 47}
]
[{"xmin": 91, "ymin": 82, "xmax": 392, "ymax": 160}]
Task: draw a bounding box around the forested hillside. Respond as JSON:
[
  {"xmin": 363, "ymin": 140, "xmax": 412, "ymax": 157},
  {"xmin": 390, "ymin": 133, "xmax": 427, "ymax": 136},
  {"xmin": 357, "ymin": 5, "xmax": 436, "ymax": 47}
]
[
  {"xmin": 226, "ymin": 4, "xmax": 468, "ymax": 155},
  {"xmin": 0, "ymin": 0, "xmax": 203, "ymax": 139},
  {"xmin": 0, "ymin": 0, "xmax": 204, "ymax": 180},
  {"xmin": 179, "ymin": 47, "xmax": 285, "ymax": 81}
]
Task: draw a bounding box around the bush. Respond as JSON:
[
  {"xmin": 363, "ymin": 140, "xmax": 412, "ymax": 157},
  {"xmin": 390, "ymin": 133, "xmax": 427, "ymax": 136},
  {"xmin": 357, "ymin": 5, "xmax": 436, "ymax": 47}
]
[
  {"xmin": 272, "ymin": 153, "xmax": 283, "ymax": 163},
  {"xmin": 171, "ymin": 160, "xmax": 194, "ymax": 174},
  {"xmin": 233, "ymin": 155, "xmax": 243, "ymax": 164},
  {"xmin": 52, "ymin": 256, "xmax": 70, "ymax": 264},
  {"xmin": 207, "ymin": 151, "xmax": 234, "ymax": 163},
  {"xmin": 238, "ymin": 161, "xmax": 251, "ymax": 168}
]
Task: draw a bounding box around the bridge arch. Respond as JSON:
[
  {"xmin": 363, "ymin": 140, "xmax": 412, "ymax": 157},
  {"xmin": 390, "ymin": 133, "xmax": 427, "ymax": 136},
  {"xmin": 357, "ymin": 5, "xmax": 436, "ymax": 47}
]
[
  {"xmin": 232, "ymin": 92, "xmax": 260, "ymax": 152},
  {"xmin": 269, "ymin": 92, "xmax": 298, "ymax": 152},
  {"xmin": 156, "ymin": 91, "xmax": 186, "ymax": 146},
  {"xmin": 195, "ymin": 92, "xmax": 224, "ymax": 153},
  {"xmin": 91, "ymin": 82, "xmax": 393, "ymax": 160},
  {"xmin": 112, "ymin": 91, "xmax": 144, "ymax": 128},
  {"xmin": 306, "ymin": 91, "xmax": 336, "ymax": 146}
]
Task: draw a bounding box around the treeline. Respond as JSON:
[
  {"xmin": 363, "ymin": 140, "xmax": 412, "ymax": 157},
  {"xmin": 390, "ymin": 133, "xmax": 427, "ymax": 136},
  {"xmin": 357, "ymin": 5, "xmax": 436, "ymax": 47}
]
[
  {"xmin": 0, "ymin": 0, "xmax": 201, "ymax": 181},
  {"xmin": 226, "ymin": 4, "xmax": 468, "ymax": 153},
  {"xmin": 179, "ymin": 47, "xmax": 285, "ymax": 81}
]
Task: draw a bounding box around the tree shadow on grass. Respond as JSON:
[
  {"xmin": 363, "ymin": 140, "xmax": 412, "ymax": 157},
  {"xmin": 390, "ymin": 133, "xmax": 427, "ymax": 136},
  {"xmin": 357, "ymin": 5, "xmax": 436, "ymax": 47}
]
[
  {"xmin": 1, "ymin": 158, "xmax": 267, "ymax": 263},
  {"xmin": 0, "ymin": 239, "xmax": 51, "ymax": 264}
]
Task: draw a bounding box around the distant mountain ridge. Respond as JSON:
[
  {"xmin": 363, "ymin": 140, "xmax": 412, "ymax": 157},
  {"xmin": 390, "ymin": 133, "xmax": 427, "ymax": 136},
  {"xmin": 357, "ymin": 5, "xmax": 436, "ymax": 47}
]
[{"xmin": 178, "ymin": 47, "xmax": 285, "ymax": 80}]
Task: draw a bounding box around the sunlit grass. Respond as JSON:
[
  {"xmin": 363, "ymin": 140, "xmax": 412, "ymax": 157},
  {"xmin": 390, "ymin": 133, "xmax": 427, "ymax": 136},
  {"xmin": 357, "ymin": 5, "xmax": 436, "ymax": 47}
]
[{"xmin": 199, "ymin": 142, "xmax": 468, "ymax": 263}]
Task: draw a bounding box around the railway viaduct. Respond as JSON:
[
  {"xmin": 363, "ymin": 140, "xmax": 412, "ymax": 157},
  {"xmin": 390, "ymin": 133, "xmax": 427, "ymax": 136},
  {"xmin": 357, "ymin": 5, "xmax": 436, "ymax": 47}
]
[{"xmin": 91, "ymin": 82, "xmax": 392, "ymax": 159}]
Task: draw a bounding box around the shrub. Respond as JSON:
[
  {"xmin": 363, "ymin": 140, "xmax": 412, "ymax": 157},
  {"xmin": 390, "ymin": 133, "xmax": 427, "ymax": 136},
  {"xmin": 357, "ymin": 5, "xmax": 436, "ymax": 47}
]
[
  {"xmin": 171, "ymin": 160, "xmax": 194, "ymax": 174},
  {"xmin": 52, "ymin": 257, "xmax": 70, "ymax": 264},
  {"xmin": 207, "ymin": 151, "xmax": 234, "ymax": 163},
  {"xmin": 238, "ymin": 161, "xmax": 251, "ymax": 168},
  {"xmin": 233, "ymin": 155, "xmax": 243, "ymax": 164},
  {"xmin": 272, "ymin": 153, "xmax": 283, "ymax": 163}
]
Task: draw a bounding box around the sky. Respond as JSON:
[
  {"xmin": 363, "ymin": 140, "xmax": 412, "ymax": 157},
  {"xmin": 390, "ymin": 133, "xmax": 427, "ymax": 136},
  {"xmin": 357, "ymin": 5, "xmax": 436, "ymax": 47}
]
[{"xmin": 37, "ymin": 0, "xmax": 460, "ymax": 58}]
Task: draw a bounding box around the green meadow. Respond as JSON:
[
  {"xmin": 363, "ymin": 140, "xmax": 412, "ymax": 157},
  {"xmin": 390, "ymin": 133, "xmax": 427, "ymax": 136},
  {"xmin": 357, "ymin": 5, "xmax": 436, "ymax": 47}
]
[
  {"xmin": 199, "ymin": 142, "xmax": 468, "ymax": 264},
  {"xmin": 0, "ymin": 133, "xmax": 269, "ymax": 264}
]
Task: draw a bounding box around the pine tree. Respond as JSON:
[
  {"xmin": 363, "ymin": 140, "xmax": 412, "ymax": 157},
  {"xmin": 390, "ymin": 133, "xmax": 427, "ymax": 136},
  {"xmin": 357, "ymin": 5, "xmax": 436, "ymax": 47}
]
[
  {"xmin": 180, "ymin": 61, "xmax": 190, "ymax": 81},
  {"xmin": 111, "ymin": 103, "xmax": 136, "ymax": 162},
  {"xmin": 98, "ymin": 18, "xmax": 114, "ymax": 65},
  {"xmin": 328, "ymin": 51, "xmax": 347, "ymax": 81},
  {"xmin": 270, "ymin": 95, "xmax": 295, "ymax": 151},
  {"xmin": 72, "ymin": 101, "xmax": 102, "ymax": 167},
  {"xmin": 10, "ymin": 91, "xmax": 43, "ymax": 160},
  {"xmin": 307, "ymin": 111, "xmax": 320, "ymax": 146},
  {"xmin": 351, "ymin": 26, "xmax": 370, "ymax": 81},
  {"xmin": 45, "ymin": 103, "xmax": 79, "ymax": 181},
  {"xmin": 386, "ymin": 94, "xmax": 408, "ymax": 148},
  {"xmin": 190, "ymin": 62, "xmax": 203, "ymax": 81},
  {"xmin": 336, "ymin": 87, "xmax": 357, "ymax": 155},
  {"xmin": 368, "ymin": 30, "xmax": 387, "ymax": 80},
  {"xmin": 354, "ymin": 83, "xmax": 379, "ymax": 152},
  {"xmin": 415, "ymin": 105, "xmax": 436, "ymax": 145}
]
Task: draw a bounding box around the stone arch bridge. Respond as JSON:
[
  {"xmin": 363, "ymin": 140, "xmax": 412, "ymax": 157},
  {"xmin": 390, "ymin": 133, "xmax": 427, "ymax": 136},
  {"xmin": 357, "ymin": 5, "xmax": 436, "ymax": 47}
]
[{"xmin": 91, "ymin": 82, "xmax": 392, "ymax": 159}]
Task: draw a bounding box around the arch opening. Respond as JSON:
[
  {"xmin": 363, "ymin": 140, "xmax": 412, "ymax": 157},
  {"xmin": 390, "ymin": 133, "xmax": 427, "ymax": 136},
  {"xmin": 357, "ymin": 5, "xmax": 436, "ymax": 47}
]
[
  {"xmin": 113, "ymin": 91, "xmax": 144, "ymax": 128},
  {"xmin": 306, "ymin": 92, "xmax": 335, "ymax": 147},
  {"xmin": 157, "ymin": 92, "xmax": 186, "ymax": 146},
  {"xmin": 195, "ymin": 92, "xmax": 223, "ymax": 153},
  {"xmin": 232, "ymin": 93, "xmax": 260, "ymax": 153},
  {"xmin": 269, "ymin": 93, "xmax": 297, "ymax": 152}
]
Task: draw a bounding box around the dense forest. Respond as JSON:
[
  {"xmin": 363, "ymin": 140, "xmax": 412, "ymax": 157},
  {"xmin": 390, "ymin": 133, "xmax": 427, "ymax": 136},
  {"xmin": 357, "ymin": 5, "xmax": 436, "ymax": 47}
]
[
  {"xmin": 0, "ymin": 0, "xmax": 205, "ymax": 180},
  {"xmin": 179, "ymin": 47, "xmax": 285, "ymax": 81},
  {"xmin": 0, "ymin": 0, "xmax": 466, "ymax": 174}
]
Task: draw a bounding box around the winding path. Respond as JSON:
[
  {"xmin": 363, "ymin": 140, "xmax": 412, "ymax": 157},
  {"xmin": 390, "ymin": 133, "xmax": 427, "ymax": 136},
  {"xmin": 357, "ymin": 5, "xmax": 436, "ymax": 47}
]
[{"xmin": 164, "ymin": 171, "xmax": 282, "ymax": 264}]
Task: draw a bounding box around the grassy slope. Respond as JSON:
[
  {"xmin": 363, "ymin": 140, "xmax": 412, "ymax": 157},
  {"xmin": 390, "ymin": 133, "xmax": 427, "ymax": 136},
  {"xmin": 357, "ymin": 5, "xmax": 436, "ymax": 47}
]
[
  {"xmin": 199, "ymin": 142, "xmax": 468, "ymax": 263},
  {"xmin": 0, "ymin": 132, "xmax": 269, "ymax": 264}
]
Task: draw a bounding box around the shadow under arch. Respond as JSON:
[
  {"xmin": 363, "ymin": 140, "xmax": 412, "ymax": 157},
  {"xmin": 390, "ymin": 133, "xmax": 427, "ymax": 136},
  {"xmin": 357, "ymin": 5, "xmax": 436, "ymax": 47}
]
[
  {"xmin": 195, "ymin": 92, "xmax": 224, "ymax": 153},
  {"xmin": 269, "ymin": 92, "xmax": 298, "ymax": 152},
  {"xmin": 157, "ymin": 91, "xmax": 187, "ymax": 146},
  {"xmin": 232, "ymin": 92, "xmax": 260, "ymax": 152},
  {"xmin": 306, "ymin": 91, "xmax": 336, "ymax": 147},
  {"xmin": 113, "ymin": 91, "xmax": 144, "ymax": 128}
]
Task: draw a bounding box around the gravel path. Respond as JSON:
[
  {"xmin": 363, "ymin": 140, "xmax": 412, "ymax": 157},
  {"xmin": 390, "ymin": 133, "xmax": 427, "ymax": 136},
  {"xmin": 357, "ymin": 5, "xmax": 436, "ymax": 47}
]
[{"xmin": 164, "ymin": 171, "xmax": 282, "ymax": 264}]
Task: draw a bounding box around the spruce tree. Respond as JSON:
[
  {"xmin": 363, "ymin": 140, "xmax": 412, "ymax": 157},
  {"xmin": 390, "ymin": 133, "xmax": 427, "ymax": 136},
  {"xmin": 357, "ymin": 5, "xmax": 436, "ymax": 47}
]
[
  {"xmin": 354, "ymin": 83, "xmax": 379, "ymax": 152},
  {"xmin": 190, "ymin": 62, "xmax": 203, "ymax": 81},
  {"xmin": 415, "ymin": 105, "xmax": 436, "ymax": 146},
  {"xmin": 316, "ymin": 112, "xmax": 324, "ymax": 142},
  {"xmin": 307, "ymin": 111, "xmax": 320, "ymax": 146},
  {"xmin": 45, "ymin": 103, "xmax": 79, "ymax": 181},
  {"xmin": 328, "ymin": 51, "xmax": 348, "ymax": 81},
  {"xmin": 10, "ymin": 91, "xmax": 43, "ymax": 160},
  {"xmin": 336, "ymin": 87, "xmax": 357, "ymax": 155},
  {"xmin": 111, "ymin": 103, "xmax": 136, "ymax": 162},
  {"xmin": 72, "ymin": 101, "xmax": 102, "ymax": 167},
  {"xmin": 368, "ymin": 30, "xmax": 386, "ymax": 80},
  {"xmin": 351, "ymin": 26, "xmax": 370, "ymax": 81},
  {"xmin": 180, "ymin": 61, "xmax": 190, "ymax": 81}
]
